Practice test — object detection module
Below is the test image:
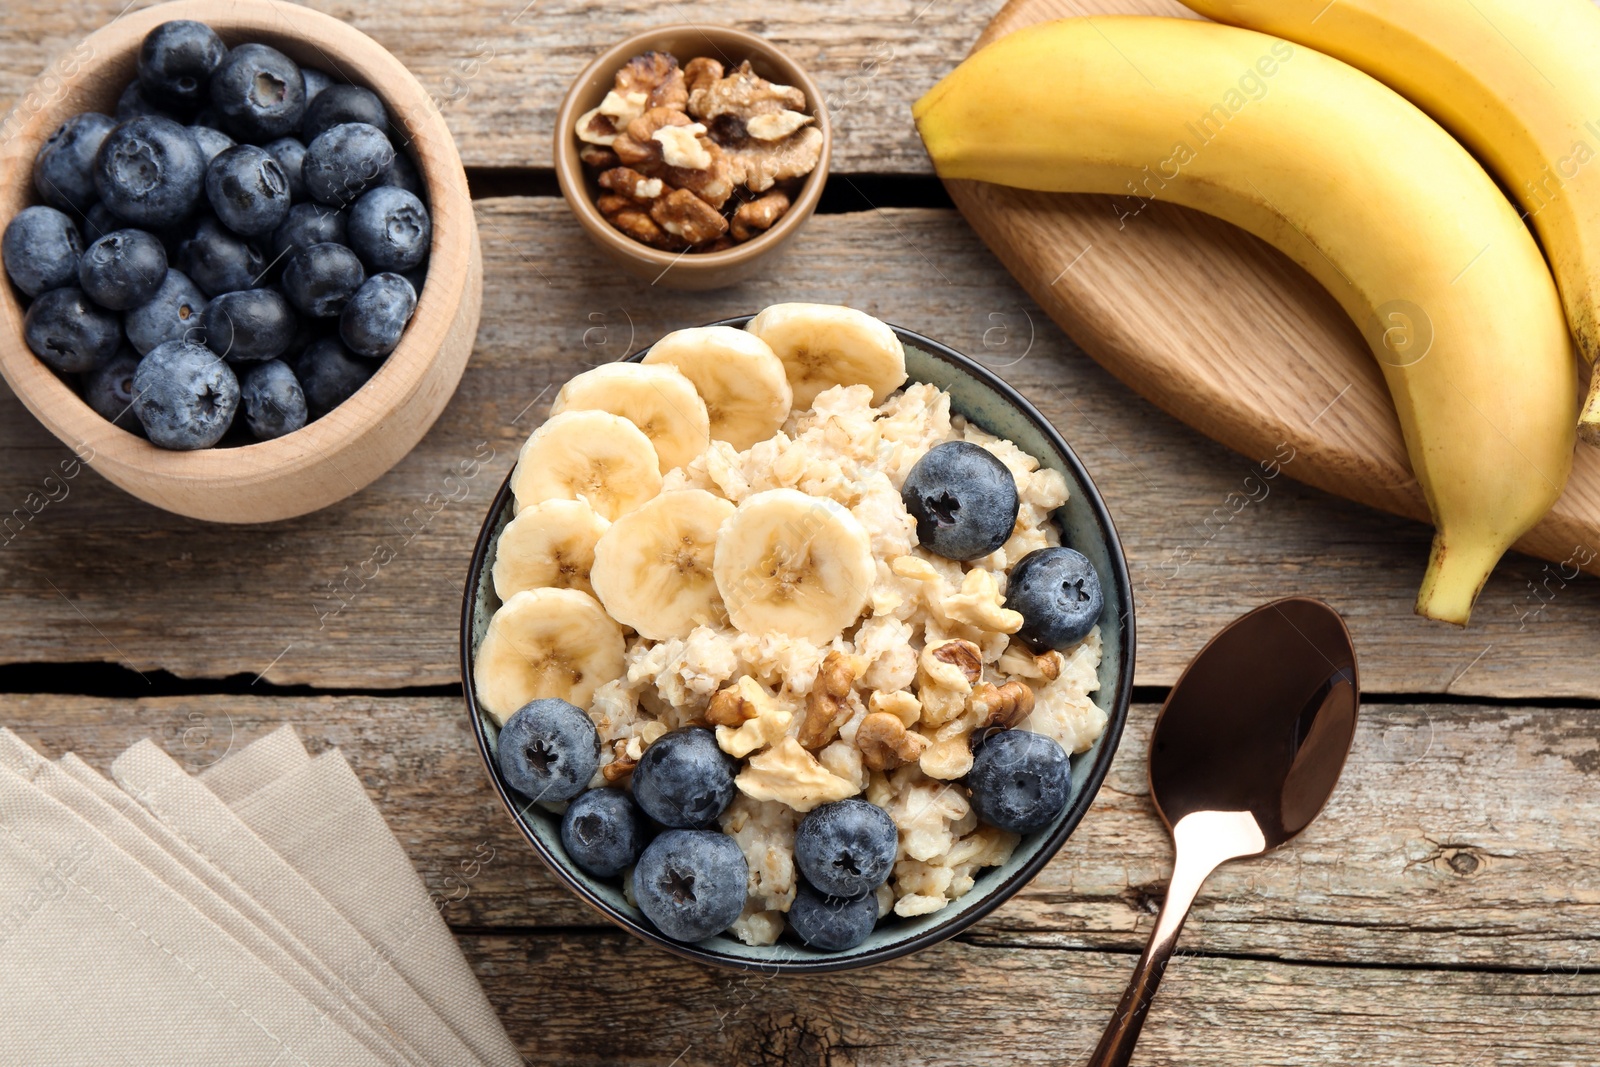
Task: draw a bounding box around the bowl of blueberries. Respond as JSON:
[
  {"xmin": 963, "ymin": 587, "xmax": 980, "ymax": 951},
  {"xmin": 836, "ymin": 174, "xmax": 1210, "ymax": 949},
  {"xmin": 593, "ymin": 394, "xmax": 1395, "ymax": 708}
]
[{"xmin": 0, "ymin": 0, "xmax": 481, "ymax": 522}]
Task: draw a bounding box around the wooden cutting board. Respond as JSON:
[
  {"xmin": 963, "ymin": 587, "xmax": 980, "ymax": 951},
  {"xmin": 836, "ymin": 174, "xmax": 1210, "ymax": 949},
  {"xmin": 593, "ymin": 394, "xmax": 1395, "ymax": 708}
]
[{"xmin": 944, "ymin": 0, "xmax": 1600, "ymax": 580}]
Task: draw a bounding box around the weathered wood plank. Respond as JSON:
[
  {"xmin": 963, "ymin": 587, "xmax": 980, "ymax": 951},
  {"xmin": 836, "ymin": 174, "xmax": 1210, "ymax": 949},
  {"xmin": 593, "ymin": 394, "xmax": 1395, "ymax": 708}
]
[
  {"xmin": 0, "ymin": 200, "xmax": 1594, "ymax": 697},
  {"xmin": 460, "ymin": 931, "xmax": 1600, "ymax": 1067},
  {"xmin": 0, "ymin": 0, "xmax": 987, "ymax": 174},
  {"xmin": 7, "ymin": 693, "xmax": 1598, "ymax": 971}
]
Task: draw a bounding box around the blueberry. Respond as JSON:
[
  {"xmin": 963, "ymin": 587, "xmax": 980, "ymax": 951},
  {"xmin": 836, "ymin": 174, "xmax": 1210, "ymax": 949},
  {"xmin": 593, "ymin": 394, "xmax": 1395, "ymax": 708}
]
[
  {"xmin": 94, "ymin": 116, "xmax": 204, "ymax": 227},
  {"xmin": 3, "ymin": 205, "xmax": 82, "ymax": 297},
  {"xmin": 297, "ymin": 336, "xmax": 373, "ymax": 416},
  {"xmin": 239, "ymin": 359, "xmax": 307, "ymax": 440},
  {"xmin": 301, "ymin": 84, "xmax": 388, "ymax": 143},
  {"xmin": 125, "ymin": 268, "xmax": 207, "ymax": 354},
  {"xmin": 339, "ymin": 272, "xmax": 414, "ymax": 358},
  {"xmin": 282, "ymin": 241, "xmax": 364, "ymax": 317},
  {"xmin": 632, "ymin": 727, "xmax": 737, "ymax": 829},
  {"xmin": 80, "ymin": 347, "xmax": 144, "ymax": 434},
  {"xmin": 177, "ymin": 214, "xmax": 267, "ymax": 296},
  {"xmin": 262, "ymin": 137, "xmax": 308, "ymax": 201},
  {"xmin": 560, "ymin": 788, "xmax": 647, "ymax": 878},
  {"xmin": 79, "ymin": 228, "xmax": 167, "ymax": 310},
  {"xmin": 203, "ymin": 287, "xmax": 295, "ymax": 362},
  {"xmin": 967, "ymin": 729, "xmax": 1071, "ymax": 835},
  {"xmin": 347, "ymin": 185, "xmax": 430, "ymax": 272},
  {"xmin": 382, "ymin": 150, "xmax": 425, "ymax": 199},
  {"xmin": 300, "ymin": 67, "xmax": 333, "ymax": 107},
  {"xmin": 33, "ymin": 112, "xmax": 117, "ymax": 213},
  {"xmin": 786, "ymin": 881, "xmax": 878, "ymax": 952},
  {"xmin": 138, "ymin": 21, "xmax": 226, "ymax": 112},
  {"xmin": 1006, "ymin": 546, "xmax": 1104, "ymax": 652},
  {"xmin": 270, "ymin": 202, "xmax": 345, "ymax": 262},
  {"xmin": 187, "ymin": 124, "xmax": 235, "ymax": 167},
  {"xmin": 794, "ymin": 798, "xmax": 898, "ymax": 899},
  {"xmin": 83, "ymin": 202, "xmax": 126, "ymax": 243},
  {"xmin": 494, "ymin": 697, "xmax": 599, "ymax": 803},
  {"xmin": 132, "ymin": 340, "xmax": 238, "ymax": 449},
  {"xmin": 205, "ymin": 145, "xmax": 291, "ymax": 237},
  {"xmin": 302, "ymin": 122, "xmax": 394, "ymax": 207},
  {"xmin": 116, "ymin": 80, "xmax": 179, "ymax": 122},
  {"xmin": 23, "ymin": 288, "xmax": 121, "ymax": 373},
  {"xmin": 902, "ymin": 441, "xmax": 1020, "ymax": 561},
  {"xmin": 208, "ymin": 44, "xmax": 306, "ymax": 141},
  {"xmin": 633, "ymin": 830, "xmax": 747, "ymax": 943}
]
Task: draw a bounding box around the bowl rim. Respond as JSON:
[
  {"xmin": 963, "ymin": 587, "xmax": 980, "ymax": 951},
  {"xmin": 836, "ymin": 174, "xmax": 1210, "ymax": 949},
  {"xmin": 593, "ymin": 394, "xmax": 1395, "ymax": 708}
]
[
  {"xmin": 460, "ymin": 318, "xmax": 1135, "ymax": 973},
  {"xmin": 552, "ymin": 23, "xmax": 832, "ymax": 276},
  {"xmin": 0, "ymin": 0, "xmax": 477, "ymax": 512}
]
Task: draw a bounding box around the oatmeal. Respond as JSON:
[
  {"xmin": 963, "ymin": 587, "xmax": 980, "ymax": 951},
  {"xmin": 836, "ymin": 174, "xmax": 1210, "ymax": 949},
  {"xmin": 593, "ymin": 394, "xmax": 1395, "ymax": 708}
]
[{"xmin": 478, "ymin": 303, "xmax": 1109, "ymax": 950}]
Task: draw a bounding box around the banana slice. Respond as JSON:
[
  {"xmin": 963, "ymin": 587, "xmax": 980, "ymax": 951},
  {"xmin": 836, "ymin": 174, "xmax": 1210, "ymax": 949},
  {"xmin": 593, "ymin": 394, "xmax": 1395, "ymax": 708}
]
[
  {"xmin": 474, "ymin": 587, "xmax": 625, "ymax": 726},
  {"xmin": 641, "ymin": 326, "xmax": 794, "ymax": 450},
  {"xmin": 745, "ymin": 302, "xmax": 908, "ymax": 408},
  {"xmin": 591, "ymin": 489, "xmax": 737, "ymax": 641},
  {"xmin": 511, "ymin": 409, "xmax": 662, "ymax": 520},
  {"xmin": 492, "ymin": 498, "xmax": 610, "ymax": 600},
  {"xmin": 713, "ymin": 487, "xmax": 876, "ymax": 642},
  {"xmin": 548, "ymin": 362, "xmax": 711, "ymax": 473}
]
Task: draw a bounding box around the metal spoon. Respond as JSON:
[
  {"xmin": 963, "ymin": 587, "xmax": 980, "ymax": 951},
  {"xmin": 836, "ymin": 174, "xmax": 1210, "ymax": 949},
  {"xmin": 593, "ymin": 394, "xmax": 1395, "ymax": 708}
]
[{"xmin": 1087, "ymin": 597, "xmax": 1359, "ymax": 1067}]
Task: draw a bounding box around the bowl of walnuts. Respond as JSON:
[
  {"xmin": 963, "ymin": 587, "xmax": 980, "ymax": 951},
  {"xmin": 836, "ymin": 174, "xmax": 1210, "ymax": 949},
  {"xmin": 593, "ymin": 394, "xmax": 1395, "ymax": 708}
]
[
  {"xmin": 0, "ymin": 0, "xmax": 481, "ymax": 523},
  {"xmin": 554, "ymin": 25, "xmax": 831, "ymax": 290}
]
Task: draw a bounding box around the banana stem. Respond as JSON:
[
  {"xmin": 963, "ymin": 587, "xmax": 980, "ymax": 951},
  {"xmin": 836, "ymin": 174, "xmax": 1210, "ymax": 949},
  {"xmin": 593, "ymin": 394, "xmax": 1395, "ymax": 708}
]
[
  {"xmin": 1579, "ymin": 373, "xmax": 1600, "ymax": 447},
  {"xmin": 1414, "ymin": 533, "xmax": 1504, "ymax": 625}
]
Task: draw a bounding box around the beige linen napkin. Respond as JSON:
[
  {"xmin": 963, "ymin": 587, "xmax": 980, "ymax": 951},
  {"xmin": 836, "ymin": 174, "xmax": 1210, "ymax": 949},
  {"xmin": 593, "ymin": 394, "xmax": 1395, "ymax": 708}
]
[
  {"xmin": 200, "ymin": 723, "xmax": 312, "ymax": 807},
  {"xmin": 229, "ymin": 750, "xmax": 524, "ymax": 1067},
  {"xmin": 0, "ymin": 734, "xmax": 413, "ymax": 1066},
  {"xmin": 0, "ymin": 763, "xmax": 387, "ymax": 1066},
  {"xmin": 112, "ymin": 740, "xmax": 488, "ymax": 1067}
]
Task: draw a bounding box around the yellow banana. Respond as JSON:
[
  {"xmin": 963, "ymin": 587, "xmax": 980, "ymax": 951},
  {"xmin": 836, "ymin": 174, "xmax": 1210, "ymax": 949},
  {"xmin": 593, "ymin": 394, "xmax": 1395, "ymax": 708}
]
[
  {"xmin": 1180, "ymin": 0, "xmax": 1600, "ymax": 442},
  {"xmin": 913, "ymin": 16, "xmax": 1577, "ymax": 625}
]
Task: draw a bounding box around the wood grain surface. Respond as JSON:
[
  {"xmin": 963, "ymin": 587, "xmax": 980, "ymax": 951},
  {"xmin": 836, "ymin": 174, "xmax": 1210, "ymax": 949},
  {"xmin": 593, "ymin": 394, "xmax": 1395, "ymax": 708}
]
[
  {"xmin": 4, "ymin": 4, "xmax": 1597, "ymax": 1063},
  {"xmin": 939, "ymin": 0, "xmax": 1600, "ymax": 589},
  {"xmin": 0, "ymin": 0, "xmax": 990, "ymax": 175},
  {"xmin": 7, "ymin": 694, "xmax": 1597, "ymax": 1063},
  {"xmin": 0, "ymin": 200, "xmax": 1596, "ymax": 698}
]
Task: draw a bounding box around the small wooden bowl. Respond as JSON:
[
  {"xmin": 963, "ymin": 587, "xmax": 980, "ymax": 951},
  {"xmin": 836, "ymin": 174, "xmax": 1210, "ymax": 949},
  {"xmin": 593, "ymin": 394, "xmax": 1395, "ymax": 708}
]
[
  {"xmin": 554, "ymin": 25, "xmax": 831, "ymax": 291},
  {"xmin": 0, "ymin": 0, "xmax": 482, "ymax": 523}
]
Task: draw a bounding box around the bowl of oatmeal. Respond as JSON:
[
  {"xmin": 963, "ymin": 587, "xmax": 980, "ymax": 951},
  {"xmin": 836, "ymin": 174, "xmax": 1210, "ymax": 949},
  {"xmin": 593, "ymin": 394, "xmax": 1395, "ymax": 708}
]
[{"xmin": 461, "ymin": 304, "xmax": 1133, "ymax": 971}]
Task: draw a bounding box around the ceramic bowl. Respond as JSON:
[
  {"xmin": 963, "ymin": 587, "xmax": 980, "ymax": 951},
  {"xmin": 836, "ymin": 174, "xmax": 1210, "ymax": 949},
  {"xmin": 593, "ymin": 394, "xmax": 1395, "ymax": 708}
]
[
  {"xmin": 0, "ymin": 0, "xmax": 481, "ymax": 523},
  {"xmin": 554, "ymin": 25, "xmax": 830, "ymax": 290},
  {"xmin": 461, "ymin": 319, "xmax": 1134, "ymax": 972}
]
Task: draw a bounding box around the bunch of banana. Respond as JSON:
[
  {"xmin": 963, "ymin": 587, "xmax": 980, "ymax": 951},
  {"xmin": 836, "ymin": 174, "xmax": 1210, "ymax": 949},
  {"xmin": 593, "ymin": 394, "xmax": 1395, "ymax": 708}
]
[
  {"xmin": 913, "ymin": 16, "xmax": 1578, "ymax": 625},
  {"xmin": 473, "ymin": 303, "xmax": 908, "ymax": 724},
  {"xmin": 1181, "ymin": 0, "xmax": 1600, "ymax": 442}
]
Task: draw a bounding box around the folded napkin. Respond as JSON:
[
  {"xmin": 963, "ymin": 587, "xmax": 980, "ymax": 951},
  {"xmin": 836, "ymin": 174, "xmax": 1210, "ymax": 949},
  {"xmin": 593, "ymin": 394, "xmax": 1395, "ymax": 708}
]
[{"xmin": 0, "ymin": 724, "xmax": 522, "ymax": 1067}]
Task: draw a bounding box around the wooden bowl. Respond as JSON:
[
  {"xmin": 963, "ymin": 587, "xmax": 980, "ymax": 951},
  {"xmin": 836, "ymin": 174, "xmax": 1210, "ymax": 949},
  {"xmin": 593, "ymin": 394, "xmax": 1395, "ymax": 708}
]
[
  {"xmin": 0, "ymin": 0, "xmax": 482, "ymax": 523},
  {"xmin": 554, "ymin": 25, "xmax": 831, "ymax": 290}
]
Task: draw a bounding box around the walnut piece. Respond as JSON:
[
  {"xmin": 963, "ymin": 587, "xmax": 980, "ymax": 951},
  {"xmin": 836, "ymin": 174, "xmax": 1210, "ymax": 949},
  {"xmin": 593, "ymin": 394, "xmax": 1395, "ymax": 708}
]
[
  {"xmin": 688, "ymin": 60, "xmax": 806, "ymax": 122},
  {"xmin": 973, "ymin": 680, "xmax": 1036, "ymax": 731},
  {"xmin": 997, "ymin": 641, "xmax": 1063, "ymax": 681},
  {"xmin": 730, "ymin": 191, "xmax": 791, "ymax": 241},
  {"xmin": 578, "ymin": 144, "xmax": 620, "ymax": 170},
  {"xmin": 746, "ymin": 110, "xmax": 812, "ymax": 142},
  {"xmin": 930, "ymin": 639, "xmax": 982, "ymax": 685},
  {"xmin": 735, "ymin": 737, "xmax": 860, "ymax": 812},
  {"xmin": 614, "ymin": 51, "xmax": 686, "ymax": 111},
  {"xmin": 869, "ymin": 689, "xmax": 921, "ymax": 728},
  {"xmin": 798, "ymin": 650, "xmax": 857, "ymax": 748},
  {"xmin": 857, "ymin": 712, "xmax": 928, "ymax": 772},
  {"xmin": 650, "ymin": 187, "xmax": 728, "ymax": 245},
  {"xmin": 613, "ymin": 107, "xmax": 691, "ymax": 167},
  {"xmin": 684, "ymin": 57, "xmax": 724, "ymax": 97},
  {"xmin": 601, "ymin": 756, "xmax": 636, "ymax": 782},
  {"xmin": 596, "ymin": 195, "xmax": 676, "ymax": 250},
  {"xmin": 654, "ymin": 123, "xmax": 712, "ymax": 170},
  {"xmin": 943, "ymin": 568, "xmax": 1024, "ymax": 634},
  {"xmin": 724, "ymin": 125, "xmax": 823, "ymax": 193},
  {"xmin": 919, "ymin": 737, "xmax": 973, "ymax": 780},
  {"xmin": 917, "ymin": 639, "xmax": 979, "ymax": 727},
  {"xmin": 597, "ymin": 166, "xmax": 665, "ymax": 203},
  {"xmin": 711, "ymin": 677, "xmax": 792, "ymax": 758}
]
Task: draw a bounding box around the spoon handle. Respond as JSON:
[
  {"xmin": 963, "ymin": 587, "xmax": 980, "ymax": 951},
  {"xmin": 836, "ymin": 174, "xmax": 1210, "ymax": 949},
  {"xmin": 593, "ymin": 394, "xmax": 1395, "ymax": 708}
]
[{"xmin": 1083, "ymin": 841, "xmax": 1222, "ymax": 1067}]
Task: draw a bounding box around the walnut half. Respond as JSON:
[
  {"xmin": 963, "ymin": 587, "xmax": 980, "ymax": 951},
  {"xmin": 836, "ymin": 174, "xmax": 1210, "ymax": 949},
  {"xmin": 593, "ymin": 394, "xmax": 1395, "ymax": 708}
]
[
  {"xmin": 798, "ymin": 650, "xmax": 858, "ymax": 749},
  {"xmin": 856, "ymin": 712, "xmax": 928, "ymax": 772}
]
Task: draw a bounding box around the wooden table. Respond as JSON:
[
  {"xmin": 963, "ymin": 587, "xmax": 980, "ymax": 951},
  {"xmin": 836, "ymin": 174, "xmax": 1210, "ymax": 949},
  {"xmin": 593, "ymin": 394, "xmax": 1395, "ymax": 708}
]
[{"xmin": 4, "ymin": 3, "xmax": 1599, "ymax": 1063}]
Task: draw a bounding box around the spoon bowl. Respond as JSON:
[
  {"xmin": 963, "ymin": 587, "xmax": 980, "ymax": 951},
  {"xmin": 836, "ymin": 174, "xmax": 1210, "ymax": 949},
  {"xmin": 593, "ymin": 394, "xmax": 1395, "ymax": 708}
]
[{"xmin": 1089, "ymin": 597, "xmax": 1358, "ymax": 1067}]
